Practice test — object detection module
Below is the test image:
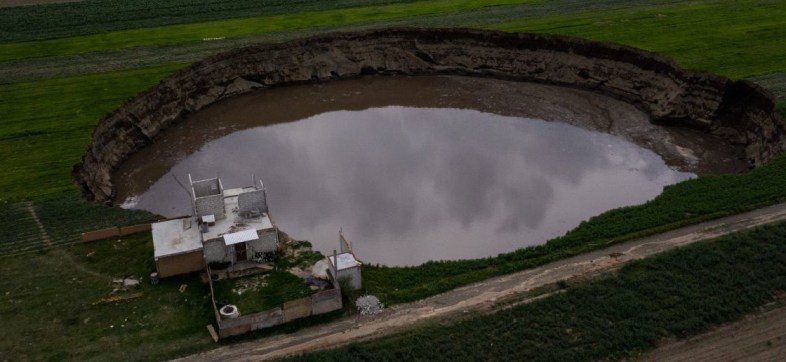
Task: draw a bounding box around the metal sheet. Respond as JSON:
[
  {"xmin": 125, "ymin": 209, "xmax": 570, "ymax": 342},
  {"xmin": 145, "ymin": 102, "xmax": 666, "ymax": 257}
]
[
  {"xmin": 223, "ymin": 229, "xmax": 258, "ymax": 245},
  {"xmin": 329, "ymin": 252, "xmax": 360, "ymax": 270}
]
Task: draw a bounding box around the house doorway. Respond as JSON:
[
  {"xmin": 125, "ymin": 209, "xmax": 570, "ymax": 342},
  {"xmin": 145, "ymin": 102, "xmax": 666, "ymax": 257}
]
[{"xmin": 235, "ymin": 243, "xmax": 247, "ymax": 262}]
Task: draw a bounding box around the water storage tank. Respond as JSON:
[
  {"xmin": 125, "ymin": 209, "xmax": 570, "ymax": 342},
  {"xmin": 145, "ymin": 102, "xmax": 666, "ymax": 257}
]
[{"xmin": 219, "ymin": 304, "xmax": 240, "ymax": 319}]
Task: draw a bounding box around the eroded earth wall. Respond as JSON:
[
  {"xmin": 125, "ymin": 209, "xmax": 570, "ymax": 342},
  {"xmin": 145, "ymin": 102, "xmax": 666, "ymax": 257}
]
[{"xmin": 73, "ymin": 28, "xmax": 786, "ymax": 202}]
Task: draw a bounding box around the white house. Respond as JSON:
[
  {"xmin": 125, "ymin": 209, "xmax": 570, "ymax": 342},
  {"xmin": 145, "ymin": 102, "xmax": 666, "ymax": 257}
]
[{"xmin": 152, "ymin": 175, "xmax": 279, "ymax": 278}]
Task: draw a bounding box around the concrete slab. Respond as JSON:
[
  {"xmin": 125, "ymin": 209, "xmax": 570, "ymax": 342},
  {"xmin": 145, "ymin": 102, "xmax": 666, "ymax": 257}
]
[{"xmin": 152, "ymin": 218, "xmax": 202, "ymax": 258}]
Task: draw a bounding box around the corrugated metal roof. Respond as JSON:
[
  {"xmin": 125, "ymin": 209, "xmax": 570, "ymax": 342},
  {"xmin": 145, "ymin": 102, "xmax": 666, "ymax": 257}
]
[{"xmin": 223, "ymin": 229, "xmax": 258, "ymax": 245}]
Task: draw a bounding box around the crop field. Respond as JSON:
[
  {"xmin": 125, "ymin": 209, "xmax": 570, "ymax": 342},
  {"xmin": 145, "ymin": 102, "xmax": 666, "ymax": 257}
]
[
  {"xmin": 489, "ymin": 0, "xmax": 786, "ymax": 78},
  {"xmin": 1, "ymin": 0, "xmax": 786, "ymax": 360},
  {"xmin": 0, "ymin": 0, "xmax": 536, "ymax": 62},
  {"xmin": 0, "ymin": 0, "xmax": 424, "ymax": 42}
]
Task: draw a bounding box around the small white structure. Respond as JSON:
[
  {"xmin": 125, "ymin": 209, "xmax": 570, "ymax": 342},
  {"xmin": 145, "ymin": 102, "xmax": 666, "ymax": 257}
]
[
  {"xmin": 326, "ymin": 230, "xmax": 362, "ymax": 291},
  {"xmin": 152, "ymin": 175, "xmax": 279, "ymax": 278},
  {"xmin": 152, "ymin": 218, "xmax": 204, "ymax": 278}
]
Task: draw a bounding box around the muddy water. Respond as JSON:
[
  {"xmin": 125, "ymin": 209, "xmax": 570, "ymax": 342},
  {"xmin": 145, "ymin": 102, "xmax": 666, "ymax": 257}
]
[{"xmin": 114, "ymin": 76, "xmax": 726, "ymax": 266}]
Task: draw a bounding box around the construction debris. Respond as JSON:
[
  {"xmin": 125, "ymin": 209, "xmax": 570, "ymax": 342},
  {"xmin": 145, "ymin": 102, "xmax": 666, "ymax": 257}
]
[
  {"xmin": 355, "ymin": 295, "xmax": 384, "ymax": 316},
  {"xmin": 111, "ymin": 276, "xmax": 142, "ymax": 293}
]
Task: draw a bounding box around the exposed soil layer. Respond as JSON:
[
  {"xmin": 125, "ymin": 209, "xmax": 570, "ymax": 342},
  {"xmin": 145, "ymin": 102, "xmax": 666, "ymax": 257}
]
[{"xmin": 73, "ymin": 28, "xmax": 786, "ymax": 202}]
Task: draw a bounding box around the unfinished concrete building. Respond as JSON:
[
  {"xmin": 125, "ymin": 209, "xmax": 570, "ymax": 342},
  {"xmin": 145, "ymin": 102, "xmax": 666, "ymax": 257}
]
[{"xmin": 152, "ymin": 175, "xmax": 279, "ymax": 278}]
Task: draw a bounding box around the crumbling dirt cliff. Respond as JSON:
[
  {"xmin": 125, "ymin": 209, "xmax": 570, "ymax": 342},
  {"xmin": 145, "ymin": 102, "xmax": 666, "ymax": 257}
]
[{"xmin": 73, "ymin": 28, "xmax": 785, "ymax": 202}]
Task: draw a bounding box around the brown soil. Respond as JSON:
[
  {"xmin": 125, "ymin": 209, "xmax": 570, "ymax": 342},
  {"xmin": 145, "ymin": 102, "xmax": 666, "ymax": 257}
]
[{"xmin": 175, "ymin": 202, "xmax": 786, "ymax": 361}]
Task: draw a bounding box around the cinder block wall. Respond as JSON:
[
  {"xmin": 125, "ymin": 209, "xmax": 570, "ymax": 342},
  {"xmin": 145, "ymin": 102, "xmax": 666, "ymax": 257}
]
[
  {"xmin": 195, "ymin": 194, "xmax": 225, "ymax": 219},
  {"xmin": 248, "ymin": 231, "xmax": 277, "ymax": 255},
  {"xmin": 238, "ymin": 189, "xmax": 266, "ymax": 215},
  {"xmin": 204, "ymin": 239, "xmax": 230, "ymax": 263}
]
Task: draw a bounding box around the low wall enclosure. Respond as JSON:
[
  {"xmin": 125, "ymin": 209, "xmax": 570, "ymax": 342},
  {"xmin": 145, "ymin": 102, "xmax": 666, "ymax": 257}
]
[{"xmin": 73, "ymin": 28, "xmax": 786, "ymax": 201}]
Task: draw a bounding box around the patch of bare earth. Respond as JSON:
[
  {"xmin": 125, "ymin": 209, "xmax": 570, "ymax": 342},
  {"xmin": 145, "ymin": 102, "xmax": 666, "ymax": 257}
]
[{"xmin": 637, "ymin": 297, "xmax": 786, "ymax": 362}]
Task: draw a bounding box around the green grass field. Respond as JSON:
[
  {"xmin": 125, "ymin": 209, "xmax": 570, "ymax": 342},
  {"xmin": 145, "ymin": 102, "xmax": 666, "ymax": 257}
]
[
  {"xmin": 0, "ymin": 233, "xmax": 214, "ymax": 361},
  {"xmin": 489, "ymin": 0, "xmax": 786, "ymax": 78},
  {"xmin": 0, "ymin": 0, "xmax": 423, "ymax": 42},
  {"xmin": 1, "ymin": 0, "xmax": 786, "ymax": 360},
  {"xmin": 0, "ymin": 0, "xmax": 535, "ymax": 62},
  {"xmin": 0, "ymin": 64, "xmax": 184, "ymax": 200}
]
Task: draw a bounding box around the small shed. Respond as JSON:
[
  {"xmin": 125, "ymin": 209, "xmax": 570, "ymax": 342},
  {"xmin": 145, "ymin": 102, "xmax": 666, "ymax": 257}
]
[
  {"xmin": 329, "ymin": 252, "xmax": 362, "ymax": 291},
  {"xmin": 151, "ymin": 175, "xmax": 280, "ymax": 278},
  {"xmin": 152, "ymin": 218, "xmax": 204, "ymax": 277}
]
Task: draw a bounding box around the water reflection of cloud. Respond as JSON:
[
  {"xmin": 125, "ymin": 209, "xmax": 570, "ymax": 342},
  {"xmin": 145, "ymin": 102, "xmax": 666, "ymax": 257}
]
[{"xmin": 134, "ymin": 107, "xmax": 693, "ymax": 265}]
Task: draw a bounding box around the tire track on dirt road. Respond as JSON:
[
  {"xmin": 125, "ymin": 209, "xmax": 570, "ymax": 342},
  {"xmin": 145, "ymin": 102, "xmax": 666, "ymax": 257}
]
[{"xmin": 176, "ymin": 202, "xmax": 786, "ymax": 361}]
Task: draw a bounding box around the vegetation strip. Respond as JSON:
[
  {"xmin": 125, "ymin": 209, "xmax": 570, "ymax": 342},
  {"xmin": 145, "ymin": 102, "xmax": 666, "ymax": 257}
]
[
  {"xmin": 0, "ymin": 0, "xmax": 537, "ymax": 62},
  {"xmin": 487, "ymin": 0, "xmax": 786, "ymax": 79},
  {"xmin": 0, "ymin": 0, "xmax": 425, "ymax": 42},
  {"xmin": 285, "ymin": 221, "xmax": 786, "ymax": 361},
  {"xmin": 0, "ymin": 64, "xmax": 184, "ymax": 200}
]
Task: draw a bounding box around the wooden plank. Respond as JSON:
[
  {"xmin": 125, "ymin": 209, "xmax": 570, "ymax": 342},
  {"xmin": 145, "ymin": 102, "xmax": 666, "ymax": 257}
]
[
  {"xmin": 81, "ymin": 227, "xmax": 120, "ymax": 242},
  {"xmin": 206, "ymin": 324, "xmax": 219, "ymax": 342},
  {"xmin": 119, "ymin": 223, "xmax": 151, "ymax": 235}
]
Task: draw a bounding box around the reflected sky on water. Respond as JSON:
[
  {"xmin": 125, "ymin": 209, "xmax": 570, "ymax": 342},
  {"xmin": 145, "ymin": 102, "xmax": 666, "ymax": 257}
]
[{"xmin": 126, "ymin": 106, "xmax": 693, "ymax": 266}]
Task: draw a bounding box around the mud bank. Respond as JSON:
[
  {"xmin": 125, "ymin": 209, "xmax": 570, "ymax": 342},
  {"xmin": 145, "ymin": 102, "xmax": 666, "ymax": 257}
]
[{"xmin": 73, "ymin": 28, "xmax": 785, "ymax": 202}]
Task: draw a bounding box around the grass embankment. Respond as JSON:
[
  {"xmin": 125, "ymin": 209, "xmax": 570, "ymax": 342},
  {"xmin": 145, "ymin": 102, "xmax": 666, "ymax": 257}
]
[
  {"xmin": 0, "ymin": 0, "xmax": 536, "ymax": 62},
  {"xmin": 292, "ymin": 222, "xmax": 786, "ymax": 361},
  {"xmin": 0, "ymin": 64, "xmax": 184, "ymax": 200},
  {"xmin": 0, "ymin": 233, "xmax": 213, "ymax": 361}
]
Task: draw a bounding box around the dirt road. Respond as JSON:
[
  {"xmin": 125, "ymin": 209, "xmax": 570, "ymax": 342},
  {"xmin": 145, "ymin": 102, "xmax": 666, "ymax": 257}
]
[{"xmin": 177, "ymin": 202, "xmax": 786, "ymax": 361}]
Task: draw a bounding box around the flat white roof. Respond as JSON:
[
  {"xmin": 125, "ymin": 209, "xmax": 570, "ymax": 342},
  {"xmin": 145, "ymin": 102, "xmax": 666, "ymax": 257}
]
[
  {"xmin": 223, "ymin": 229, "xmax": 259, "ymax": 246},
  {"xmin": 329, "ymin": 252, "xmax": 361, "ymax": 270},
  {"xmin": 202, "ymin": 187, "xmax": 274, "ymax": 241},
  {"xmin": 152, "ymin": 218, "xmax": 202, "ymax": 258}
]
